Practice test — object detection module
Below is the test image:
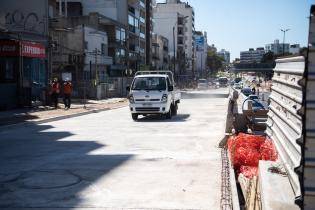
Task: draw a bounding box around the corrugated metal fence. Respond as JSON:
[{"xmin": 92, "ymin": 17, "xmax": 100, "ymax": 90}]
[
  {"xmin": 266, "ymin": 56, "xmax": 304, "ymax": 204},
  {"xmin": 304, "ymin": 6, "xmax": 315, "ymax": 209}
]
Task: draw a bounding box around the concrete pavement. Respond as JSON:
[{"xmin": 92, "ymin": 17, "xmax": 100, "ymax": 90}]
[
  {"xmin": 0, "ymin": 89, "xmax": 229, "ymax": 210},
  {"xmin": 0, "ymin": 98, "xmax": 127, "ymax": 127}
]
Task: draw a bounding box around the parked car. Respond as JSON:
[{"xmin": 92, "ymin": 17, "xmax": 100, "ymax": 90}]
[
  {"xmin": 248, "ymin": 95, "xmax": 259, "ymax": 100},
  {"xmin": 251, "ymin": 100, "xmax": 265, "ymax": 110},
  {"xmin": 233, "ymin": 82, "xmax": 243, "ymax": 89},
  {"xmin": 241, "ymin": 87, "xmax": 252, "ymax": 96},
  {"xmin": 197, "ymin": 79, "xmax": 208, "ymax": 90},
  {"xmin": 218, "ymin": 77, "xmax": 228, "ymax": 87}
]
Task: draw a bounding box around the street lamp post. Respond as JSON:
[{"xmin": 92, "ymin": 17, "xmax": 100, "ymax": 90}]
[{"xmin": 280, "ymin": 28, "xmax": 290, "ymax": 56}]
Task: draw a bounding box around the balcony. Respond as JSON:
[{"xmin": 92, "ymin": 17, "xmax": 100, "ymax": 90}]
[
  {"xmin": 152, "ymin": 53, "xmax": 160, "ymax": 60},
  {"xmin": 140, "ymin": 32, "xmax": 145, "ymax": 39},
  {"xmin": 108, "ymin": 39, "xmax": 126, "ymax": 48},
  {"xmin": 139, "ymin": 0, "xmax": 145, "ymax": 8},
  {"xmin": 129, "ymin": 52, "xmax": 139, "ymax": 61},
  {"xmin": 140, "ymin": 16, "xmax": 145, "ymax": 24}
]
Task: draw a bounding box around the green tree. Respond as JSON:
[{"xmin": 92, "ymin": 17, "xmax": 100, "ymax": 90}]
[
  {"xmin": 261, "ymin": 51, "xmax": 275, "ymax": 63},
  {"xmin": 206, "ymin": 51, "xmax": 224, "ymax": 77}
]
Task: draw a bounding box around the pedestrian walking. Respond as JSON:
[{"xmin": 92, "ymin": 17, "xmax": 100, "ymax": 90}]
[
  {"xmin": 63, "ymin": 78, "xmax": 73, "ymax": 109},
  {"xmin": 50, "ymin": 78, "xmax": 60, "ymax": 109},
  {"xmin": 252, "ymin": 87, "xmax": 256, "ymax": 95}
]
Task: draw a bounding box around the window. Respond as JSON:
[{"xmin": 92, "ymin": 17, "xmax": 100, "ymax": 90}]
[
  {"xmin": 116, "ymin": 29, "xmax": 121, "ymax": 40},
  {"xmin": 121, "ymin": 29, "xmax": 126, "ymax": 41},
  {"xmin": 84, "ymin": 41, "xmax": 88, "ymax": 49},
  {"xmin": 128, "ymin": 15, "xmax": 139, "ymax": 28},
  {"xmin": 128, "ymin": 15, "xmax": 134, "ymax": 26},
  {"xmin": 101, "ymin": 43, "xmax": 107, "ymax": 55},
  {"xmin": 132, "ymin": 77, "xmax": 167, "ymax": 91}
]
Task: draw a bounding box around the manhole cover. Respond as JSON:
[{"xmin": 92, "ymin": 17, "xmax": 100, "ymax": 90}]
[{"xmin": 20, "ymin": 170, "xmax": 81, "ymax": 189}]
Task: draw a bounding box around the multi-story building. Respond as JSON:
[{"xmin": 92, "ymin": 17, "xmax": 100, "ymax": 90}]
[
  {"xmin": 0, "ymin": 0, "xmax": 49, "ymax": 109},
  {"xmin": 153, "ymin": 0, "xmax": 195, "ymax": 79},
  {"xmin": 217, "ymin": 49, "xmax": 230, "ymax": 64},
  {"xmin": 194, "ymin": 31, "xmax": 207, "ymax": 78},
  {"xmin": 289, "ymin": 44, "xmax": 300, "ymax": 55},
  {"xmin": 64, "ymin": 0, "xmax": 149, "ymax": 74},
  {"xmin": 151, "ymin": 33, "xmax": 169, "ymax": 70},
  {"xmin": 240, "ymin": 48, "xmax": 265, "ymax": 63},
  {"xmin": 265, "ymin": 39, "xmax": 290, "ymax": 55}
]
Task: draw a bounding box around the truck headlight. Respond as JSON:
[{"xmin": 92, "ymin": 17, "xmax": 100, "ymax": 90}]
[
  {"xmin": 129, "ymin": 94, "xmax": 135, "ymax": 103},
  {"xmin": 161, "ymin": 94, "xmax": 168, "ymax": 102}
]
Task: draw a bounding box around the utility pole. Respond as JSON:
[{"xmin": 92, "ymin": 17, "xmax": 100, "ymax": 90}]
[
  {"xmin": 173, "ymin": 25, "xmax": 176, "ymax": 79},
  {"xmin": 94, "ymin": 48, "xmax": 98, "ymax": 86},
  {"xmin": 280, "ymin": 28, "xmax": 290, "ymax": 56}
]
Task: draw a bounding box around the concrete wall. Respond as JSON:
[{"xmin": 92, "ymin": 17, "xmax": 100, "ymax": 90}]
[
  {"xmin": 84, "ymin": 26, "xmax": 111, "ymax": 66},
  {"xmin": 68, "ymin": 0, "xmax": 128, "ymax": 25},
  {"xmin": 0, "ymin": 0, "xmax": 49, "ymax": 40}
]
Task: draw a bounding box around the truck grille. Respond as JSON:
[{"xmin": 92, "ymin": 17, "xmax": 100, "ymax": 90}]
[
  {"xmin": 135, "ymin": 107, "xmax": 160, "ymax": 112},
  {"xmin": 135, "ymin": 99, "xmax": 160, "ymax": 102}
]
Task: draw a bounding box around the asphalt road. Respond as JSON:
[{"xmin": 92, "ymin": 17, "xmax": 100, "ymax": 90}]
[{"xmin": 0, "ymin": 89, "xmax": 229, "ymax": 210}]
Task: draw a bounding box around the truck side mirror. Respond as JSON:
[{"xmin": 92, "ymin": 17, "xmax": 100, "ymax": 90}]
[
  {"xmin": 168, "ymin": 85, "xmax": 174, "ymax": 91},
  {"xmin": 126, "ymin": 86, "xmax": 130, "ymax": 91}
]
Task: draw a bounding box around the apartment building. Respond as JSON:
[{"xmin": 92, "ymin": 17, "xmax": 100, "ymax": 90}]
[
  {"xmin": 265, "ymin": 39, "xmax": 290, "ymax": 55},
  {"xmin": 240, "ymin": 48, "xmax": 265, "ymax": 63},
  {"xmin": 194, "ymin": 31, "xmax": 207, "ymax": 77},
  {"xmin": 151, "ymin": 33, "xmax": 169, "ymax": 70},
  {"xmin": 217, "ymin": 49, "xmax": 230, "ymax": 64},
  {"xmin": 153, "ymin": 0, "xmax": 195, "ymax": 78}
]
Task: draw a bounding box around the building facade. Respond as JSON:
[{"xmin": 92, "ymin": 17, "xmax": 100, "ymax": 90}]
[
  {"xmin": 194, "ymin": 31, "xmax": 207, "ymax": 78},
  {"xmin": 151, "ymin": 33, "xmax": 169, "ymax": 70},
  {"xmin": 289, "ymin": 44, "xmax": 300, "ymax": 55},
  {"xmin": 240, "ymin": 48, "xmax": 265, "ymax": 63},
  {"xmin": 153, "ymin": 0, "xmax": 195, "ymax": 79},
  {"xmin": 0, "ymin": 0, "xmax": 49, "ymax": 109},
  {"xmin": 217, "ymin": 49, "xmax": 230, "ymax": 64},
  {"xmin": 265, "ymin": 39, "xmax": 290, "ymax": 55}
]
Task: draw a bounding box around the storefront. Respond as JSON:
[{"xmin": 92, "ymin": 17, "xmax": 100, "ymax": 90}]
[{"xmin": 0, "ymin": 40, "xmax": 47, "ymax": 109}]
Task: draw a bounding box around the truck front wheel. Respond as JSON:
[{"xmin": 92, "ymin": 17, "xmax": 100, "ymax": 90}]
[
  {"xmin": 172, "ymin": 103, "xmax": 178, "ymax": 116},
  {"xmin": 165, "ymin": 106, "xmax": 172, "ymax": 119},
  {"xmin": 132, "ymin": 114, "xmax": 138, "ymax": 121}
]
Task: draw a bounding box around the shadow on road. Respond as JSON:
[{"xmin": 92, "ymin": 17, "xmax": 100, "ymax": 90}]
[
  {"xmin": 137, "ymin": 114, "xmax": 190, "ymax": 122},
  {"xmin": 0, "ymin": 123, "xmax": 133, "ymax": 209}
]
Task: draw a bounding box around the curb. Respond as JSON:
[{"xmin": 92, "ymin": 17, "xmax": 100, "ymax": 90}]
[{"xmin": 0, "ymin": 105, "xmax": 127, "ymax": 130}]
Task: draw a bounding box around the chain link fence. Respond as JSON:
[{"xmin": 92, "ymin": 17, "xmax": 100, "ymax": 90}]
[{"xmin": 75, "ymin": 77, "xmax": 133, "ymax": 100}]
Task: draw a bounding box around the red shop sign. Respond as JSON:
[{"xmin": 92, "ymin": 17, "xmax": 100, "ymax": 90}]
[
  {"xmin": 22, "ymin": 41, "xmax": 46, "ymax": 58},
  {"xmin": 0, "ymin": 40, "xmax": 19, "ymax": 56},
  {"xmin": 0, "ymin": 40, "xmax": 46, "ymax": 58}
]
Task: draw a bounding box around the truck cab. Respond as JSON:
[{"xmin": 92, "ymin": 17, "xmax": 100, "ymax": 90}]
[{"xmin": 127, "ymin": 71, "xmax": 181, "ymax": 121}]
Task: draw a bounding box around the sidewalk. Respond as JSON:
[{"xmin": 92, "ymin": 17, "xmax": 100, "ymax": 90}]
[{"xmin": 0, "ymin": 98, "xmax": 128, "ymax": 127}]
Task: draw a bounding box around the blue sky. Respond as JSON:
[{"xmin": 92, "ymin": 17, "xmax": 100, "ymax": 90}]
[{"xmin": 155, "ymin": 0, "xmax": 314, "ymax": 60}]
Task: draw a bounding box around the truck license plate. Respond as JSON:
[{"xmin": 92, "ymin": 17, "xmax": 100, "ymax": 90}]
[{"xmin": 143, "ymin": 103, "xmax": 152, "ymax": 106}]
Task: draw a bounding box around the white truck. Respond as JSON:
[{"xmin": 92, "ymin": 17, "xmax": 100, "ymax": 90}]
[{"xmin": 126, "ymin": 71, "xmax": 181, "ymax": 120}]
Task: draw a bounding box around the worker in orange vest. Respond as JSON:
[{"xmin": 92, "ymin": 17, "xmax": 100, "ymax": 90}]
[
  {"xmin": 63, "ymin": 78, "xmax": 73, "ymax": 109},
  {"xmin": 50, "ymin": 78, "xmax": 60, "ymax": 109}
]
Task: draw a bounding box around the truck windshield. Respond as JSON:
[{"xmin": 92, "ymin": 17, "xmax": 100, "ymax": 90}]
[{"xmin": 132, "ymin": 77, "xmax": 166, "ymax": 91}]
